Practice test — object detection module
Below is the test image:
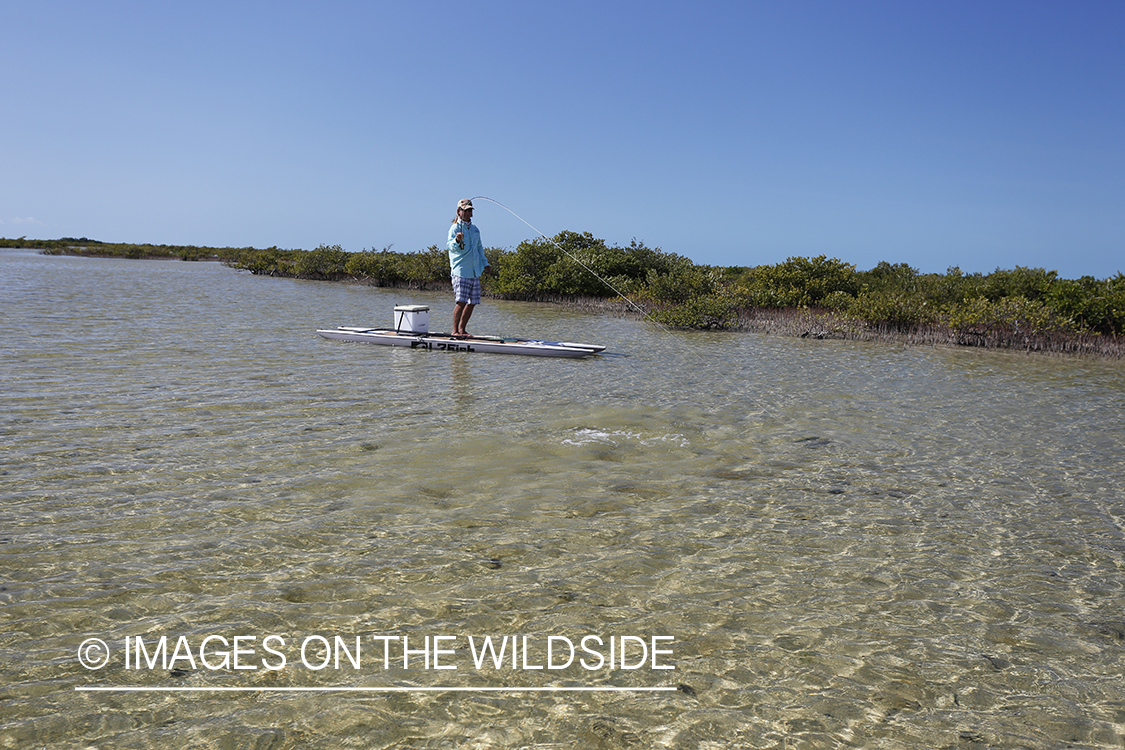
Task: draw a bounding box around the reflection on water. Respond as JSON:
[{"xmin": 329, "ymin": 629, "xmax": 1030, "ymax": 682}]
[{"xmin": 2, "ymin": 250, "xmax": 1124, "ymax": 748}]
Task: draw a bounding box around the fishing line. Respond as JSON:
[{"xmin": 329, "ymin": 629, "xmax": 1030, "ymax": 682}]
[
  {"xmin": 471, "ymin": 195, "xmax": 774, "ymax": 418},
  {"xmin": 470, "ymin": 196, "xmax": 666, "ymax": 331}
]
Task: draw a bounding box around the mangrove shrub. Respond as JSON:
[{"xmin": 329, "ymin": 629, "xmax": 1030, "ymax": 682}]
[{"xmin": 6, "ymin": 235, "xmax": 1121, "ymax": 338}]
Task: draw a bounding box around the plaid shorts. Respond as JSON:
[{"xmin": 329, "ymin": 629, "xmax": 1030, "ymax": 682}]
[{"xmin": 452, "ymin": 275, "xmax": 481, "ymax": 305}]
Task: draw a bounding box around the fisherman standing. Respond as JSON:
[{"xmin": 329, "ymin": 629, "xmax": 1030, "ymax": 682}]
[{"xmin": 446, "ymin": 198, "xmax": 492, "ymax": 337}]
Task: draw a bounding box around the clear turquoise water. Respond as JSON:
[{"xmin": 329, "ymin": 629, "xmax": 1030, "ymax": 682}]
[{"xmin": 1, "ymin": 250, "xmax": 1123, "ymax": 748}]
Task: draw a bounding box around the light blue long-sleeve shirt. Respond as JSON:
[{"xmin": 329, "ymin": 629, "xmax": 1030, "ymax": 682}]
[{"xmin": 446, "ymin": 221, "xmax": 489, "ymax": 279}]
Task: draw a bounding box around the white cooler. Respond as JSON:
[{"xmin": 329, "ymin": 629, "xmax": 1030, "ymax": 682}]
[{"xmin": 393, "ymin": 305, "xmax": 430, "ymax": 334}]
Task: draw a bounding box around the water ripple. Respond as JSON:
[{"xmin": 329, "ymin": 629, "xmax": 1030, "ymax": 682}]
[{"xmin": 2, "ymin": 250, "xmax": 1124, "ymax": 748}]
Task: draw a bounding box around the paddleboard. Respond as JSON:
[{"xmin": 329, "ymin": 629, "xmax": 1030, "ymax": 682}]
[{"xmin": 317, "ymin": 327, "xmax": 605, "ymax": 358}]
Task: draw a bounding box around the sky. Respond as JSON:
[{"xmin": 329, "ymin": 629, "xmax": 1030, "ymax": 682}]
[{"xmin": 3, "ymin": 1, "xmax": 1122, "ymax": 278}]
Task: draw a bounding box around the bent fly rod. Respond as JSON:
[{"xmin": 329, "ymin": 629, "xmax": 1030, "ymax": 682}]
[{"xmin": 470, "ymin": 196, "xmax": 665, "ymax": 330}]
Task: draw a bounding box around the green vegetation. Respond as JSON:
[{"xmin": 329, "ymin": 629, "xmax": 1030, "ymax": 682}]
[
  {"xmin": 4, "ymin": 234, "xmax": 1121, "ymax": 356},
  {"xmin": 0, "ymin": 236, "xmax": 251, "ymax": 262}
]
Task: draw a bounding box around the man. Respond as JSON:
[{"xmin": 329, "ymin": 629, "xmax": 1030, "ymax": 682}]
[{"xmin": 446, "ymin": 198, "xmax": 492, "ymax": 337}]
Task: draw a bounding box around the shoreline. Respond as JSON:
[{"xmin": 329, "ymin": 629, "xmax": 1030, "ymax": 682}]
[
  {"xmin": 339, "ymin": 278, "xmax": 1125, "ymax": 361},
  {"xmin": 14, "ymin": 246, "xmax": 1124, "ymax": 361}
]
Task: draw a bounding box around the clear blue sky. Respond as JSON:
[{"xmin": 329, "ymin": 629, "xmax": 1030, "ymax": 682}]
[{"xmin": 3, "ymin": 1, "xmax": 1122, "ymax": 278}]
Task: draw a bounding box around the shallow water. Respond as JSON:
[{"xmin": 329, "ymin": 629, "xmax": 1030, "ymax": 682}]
[{"xmin": 1, "ymin": 250, "xmax": 1124, "ymax": 749}]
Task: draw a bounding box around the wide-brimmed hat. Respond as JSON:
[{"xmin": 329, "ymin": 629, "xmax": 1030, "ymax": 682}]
[{"xmin": 457, "ymin": 199, "xmax": 474, "ymax": 211}]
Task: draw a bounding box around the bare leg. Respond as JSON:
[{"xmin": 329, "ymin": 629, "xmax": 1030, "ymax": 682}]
[
  {"xmin": 452, "ymin": 302, "xmax": 465, "ymax": 335},
  {"xmin": 452, "ymin": 301, "xmax": 475, "ymax": 336},
  {"xmin": 459, "ymin": 303, "xmax": 475, "ymax": 335}
]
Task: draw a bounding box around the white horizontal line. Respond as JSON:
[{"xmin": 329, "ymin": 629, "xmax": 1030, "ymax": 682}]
[{"xmin": 76, "ymin": 686, "xmax": 677, "ymax": 693}]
